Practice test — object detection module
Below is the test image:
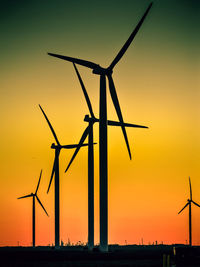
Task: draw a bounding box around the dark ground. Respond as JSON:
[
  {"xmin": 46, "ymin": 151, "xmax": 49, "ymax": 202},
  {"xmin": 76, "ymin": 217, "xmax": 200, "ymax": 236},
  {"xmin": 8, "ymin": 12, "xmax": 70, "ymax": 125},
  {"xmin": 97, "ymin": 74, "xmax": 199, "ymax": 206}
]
[{"xmin": 0, "ymin": 245, "xmax": 199, "ymax": 267}]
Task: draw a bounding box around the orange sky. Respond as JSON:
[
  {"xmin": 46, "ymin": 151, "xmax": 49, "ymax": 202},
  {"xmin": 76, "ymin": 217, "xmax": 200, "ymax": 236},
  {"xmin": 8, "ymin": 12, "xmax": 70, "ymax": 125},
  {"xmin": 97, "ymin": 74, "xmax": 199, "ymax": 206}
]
[{"xmin": 0, "ymin": 0, "xmax": 200, "ymax": 246}]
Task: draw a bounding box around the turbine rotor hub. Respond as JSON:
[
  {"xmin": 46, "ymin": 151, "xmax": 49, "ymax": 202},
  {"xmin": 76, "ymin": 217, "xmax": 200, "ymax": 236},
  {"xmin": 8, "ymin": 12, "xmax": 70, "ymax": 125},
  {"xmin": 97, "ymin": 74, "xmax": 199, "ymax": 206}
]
[
  {"xmin": 84, "ymin": 114, "xmax": 90, "ymax": 120},
  {"xmin": 84, "ymin": 114, "xmax": 97, "ymax": 123},
  {"xmin": 51, "ymin": 143, "xmax": 61, "ymax": 149},
  {"xmin": 92, "ymin": 66, "xmax": 113, "ymax": 75}
]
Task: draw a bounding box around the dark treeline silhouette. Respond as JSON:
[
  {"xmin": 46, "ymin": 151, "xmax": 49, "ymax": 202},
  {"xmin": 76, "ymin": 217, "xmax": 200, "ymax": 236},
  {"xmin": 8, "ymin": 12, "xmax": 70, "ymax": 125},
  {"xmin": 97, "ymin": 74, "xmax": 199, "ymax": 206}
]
[{"xmin": 1, "ymin": 244, "xmax": 200, "ymax": 267}]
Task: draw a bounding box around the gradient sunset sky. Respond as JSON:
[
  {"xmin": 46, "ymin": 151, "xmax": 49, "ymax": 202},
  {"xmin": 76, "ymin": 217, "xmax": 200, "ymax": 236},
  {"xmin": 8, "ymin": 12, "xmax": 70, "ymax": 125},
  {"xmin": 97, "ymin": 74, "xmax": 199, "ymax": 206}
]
[{"xmin": 0, "ymin": 0, "xmax": 200, "ymax": 246}]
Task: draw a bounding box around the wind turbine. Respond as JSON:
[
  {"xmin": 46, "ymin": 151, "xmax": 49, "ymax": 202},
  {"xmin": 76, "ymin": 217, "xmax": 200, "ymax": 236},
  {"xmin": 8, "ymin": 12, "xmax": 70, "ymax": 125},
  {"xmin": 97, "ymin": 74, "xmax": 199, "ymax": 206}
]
[
  {"xmin": 65, "ymin": 63, "xmax": 148, "ymax": 250},
  {"xmin": 178, "ymin": 177, "xmax": 200, "ymax": 246},
  {"xmin": 17, "ymin": 170, "xmax": 48, "ymax": 247},
  {"xmin": 39, "ymin": 105, "xmax": 88, "ymax": 248},
  {"xmin": 48, "ymin": 2, "xmax": 153, "ymax": 251}
]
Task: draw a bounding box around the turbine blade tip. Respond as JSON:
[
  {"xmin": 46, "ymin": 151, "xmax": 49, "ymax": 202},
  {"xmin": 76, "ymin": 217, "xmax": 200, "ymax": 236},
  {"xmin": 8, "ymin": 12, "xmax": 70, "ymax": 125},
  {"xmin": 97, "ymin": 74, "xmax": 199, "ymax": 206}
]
[
  {"xmin": 48, "ymin": 52, "xmax": 55, "ymax": 57},
  {"xmin": 65, "ymin": 166, "xmax": 69, "ymax": 173}
]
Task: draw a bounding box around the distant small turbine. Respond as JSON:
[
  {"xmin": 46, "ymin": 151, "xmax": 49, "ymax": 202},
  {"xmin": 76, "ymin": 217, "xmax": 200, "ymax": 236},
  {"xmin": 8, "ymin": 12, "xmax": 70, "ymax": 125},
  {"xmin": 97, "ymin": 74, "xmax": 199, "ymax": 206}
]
[
  {"xmin": 65, "ymin": 63, "xmax": 148, "ymax": 250},
  {"xmin": 39, "ymin": 105, "xmax": 88, "ymax": 248},
  {"xmin": 178, "ymin": 177, "xmax": 200, "ymax": 246},
  {"xmin": 17, "ymin": 170, "xmax": 48, "ymax": 247}
]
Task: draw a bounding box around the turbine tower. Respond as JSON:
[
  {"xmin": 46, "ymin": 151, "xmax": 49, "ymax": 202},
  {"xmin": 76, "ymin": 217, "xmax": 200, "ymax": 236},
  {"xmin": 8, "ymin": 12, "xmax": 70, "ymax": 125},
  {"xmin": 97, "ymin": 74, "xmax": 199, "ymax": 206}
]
[
  {"xmin": 17, "ymin": 170, "xmax": 49, "ymax": 247},
  {"xmin": 48, "ymin": 3, "xmax": 153, "ymax": 251},
  {"xmin": 39, "ymin": 105, "xmax": 88, "ymax": 248},
  {"xmin": 178, "ymin": 177, "xmax": 200, "ymax": 246},
  {"xmin": 65, "ymin": 63, "xmax": 148, "ymax": 250}
]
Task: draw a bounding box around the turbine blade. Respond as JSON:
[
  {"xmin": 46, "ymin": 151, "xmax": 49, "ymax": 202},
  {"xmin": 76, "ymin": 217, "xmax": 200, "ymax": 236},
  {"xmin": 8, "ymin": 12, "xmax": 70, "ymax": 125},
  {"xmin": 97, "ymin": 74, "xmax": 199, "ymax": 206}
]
[
  {"xmin": 107, "ymin": 120, "xmax": 148, "ymax": 128},
  {"xmin": 17, "ymin": 194, "xmax": 32, "ymax": 199},
  {"xmin": 39, "ymin": 105, "xmax": 60, "ymax": 146},
  {"xmin": 192, "ymin": 200, "xmax": 200, "ymax": 208},
  {"xmin": 73, "ymin": 63, "xmax": 95, "ymax": 118},
  {"xmin": 189, "ymin": 176, "xmax": 192, "ymax": 200},
  {"xmin": 47, "ymin": 158, "xmax": 56, "ymax": 194},
  {"xmin": 48, "ymin": 53, "xmax": 98, "ymax": 70},
  {"xmin": 108, "ymin": 2, "xmax": 153, "ymax": 70},
  {"xmin": 178, "ymin": 202, "xmax": 189, "ymax": 214},
  {"xmin": 36, "ymin": 195, "xmax": 49, "ymax": 216},
  {"xmin": 65, "ymin": 125, "xmax": 91, "ymax": 172},
  {"xmin": 107, "ymin": 74, "xmax": 131, "ymax": 159},
  {"xmin": 62, "ymin": 143, "xmax": 88, "ymax": 149},
  {"xmin": 35, "ymin": 169, "xmax": 42, "ymax": 194}
]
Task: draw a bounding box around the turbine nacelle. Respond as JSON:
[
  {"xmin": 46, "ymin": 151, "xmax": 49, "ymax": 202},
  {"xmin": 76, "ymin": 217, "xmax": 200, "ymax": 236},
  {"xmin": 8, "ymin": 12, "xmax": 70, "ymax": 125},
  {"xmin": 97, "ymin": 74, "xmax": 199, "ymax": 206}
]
[
  {"xmin": 92, "ymin": 66, "xmax": 113, "ymax": 76},
  {"xmin": 51, "ymin": 142, "xmax": 88, "ymax": 150},
  {"xmin": 84, "ymin": 114, "xmax": 98, "ymax": 123},
  {"xmin": 51, "ymin": 143, "xmax": 60, "ymax": 149}
]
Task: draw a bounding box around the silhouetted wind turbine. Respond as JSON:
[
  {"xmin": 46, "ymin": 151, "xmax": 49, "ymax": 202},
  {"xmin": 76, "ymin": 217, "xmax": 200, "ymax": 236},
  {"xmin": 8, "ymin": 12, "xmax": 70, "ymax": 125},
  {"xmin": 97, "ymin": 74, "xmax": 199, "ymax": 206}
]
[
  {"xmin": 17, "ymin": 170, "xmax": 48, "ymax": 247},
  {"xmin": 48, "ymin": 2, "xmax": 153, "ymax": 251},
  {"xmin": 65, "ymin": 63, "xmax": 148, "ymax": 250},
  {"xmin": 178, "ymin": 177, "xmax": 200, "ymax": 246},
  {"xmin": 39, "ymin": 105, "xmax": 88, "ymax": 248}
]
